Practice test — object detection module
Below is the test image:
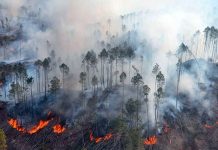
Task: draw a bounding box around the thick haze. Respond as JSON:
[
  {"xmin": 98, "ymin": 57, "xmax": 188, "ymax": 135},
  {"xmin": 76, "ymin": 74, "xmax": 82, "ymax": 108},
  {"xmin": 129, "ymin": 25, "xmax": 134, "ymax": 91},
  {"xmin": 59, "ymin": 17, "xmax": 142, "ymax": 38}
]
[{"xmin": 1, "ymin": 0, "xmax": 218, "ymax": 57}]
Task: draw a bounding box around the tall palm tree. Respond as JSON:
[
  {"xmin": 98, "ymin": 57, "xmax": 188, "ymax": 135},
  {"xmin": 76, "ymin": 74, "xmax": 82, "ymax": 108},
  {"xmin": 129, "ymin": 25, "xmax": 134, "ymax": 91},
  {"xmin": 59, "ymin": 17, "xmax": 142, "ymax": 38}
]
[
  {"xmin": 154, "ymin": 71, "xmax": 165, "ymax": 133},
  {"xmin": 110, "ymin": 47, "xmax": 119, "ymax": 85},
  {"xmin": 143, "ymin": 85, "xmax": 150, "ymax": 136},
  {"xmin": 84, "ymin": 50, "xmax": 97, "ymax": 88},
  {"xmin": 79, "ymin": 72, "xmax": 87, "ymax": 108},
  {"xmin": 120, "ymin": 72, "xmax": 127, "ymax": 118},
  {"xmin": 26, "ymin": 76, "xmax": 34, "ymax": 113},
  {"xmin": 91, "ymin": 75, "xmax": 98, "ymax": 95},
  {"xmin": 79, "ymin": 72, "xmax": 87, "ymax": 92},
  {"xmin": 126, "ymin": 47, "xmax": 135, "ymax": 82},
  {"xmin": 42, "ymin": 57, "xmax": 51, "ymax": 99},
  {"xmin": 131, "ymin": 73, "xmax": 143, "ymax": 100},
  {"xmin": 131, "ymin": 73, "xmax": 143, "ymax": 127},
  {"xmin": 34, "ymin": 59, "xmax": 42, "ymax": 94},
  {"xmin": 59, "ymin": 63, "xmax": 69, "ymax": 88},
  {"xmin": 108, "ymin": 54, "xmax": 115, "ymax": 88},
  {"xmin": 152, "ymin": 64, "xmax": 160, "ymax": 91},
  {"xmin": 98, "ymin": 49, "xmax": 108, "ymax": 88}
]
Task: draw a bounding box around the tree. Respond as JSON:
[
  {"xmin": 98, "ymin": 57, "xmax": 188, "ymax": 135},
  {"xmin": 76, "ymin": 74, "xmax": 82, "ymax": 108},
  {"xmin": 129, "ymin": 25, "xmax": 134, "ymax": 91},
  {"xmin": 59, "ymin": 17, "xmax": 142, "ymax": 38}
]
[
  {"xmin": 125, "ymin": 98, "xmax": 140, "ymax": 128},
  {"xmin": 110, "ymin": 47, "xmax": 119, "ymax": 85},
  {"xmin": 118, "ymin": 47, "xmax": 126, "ymax": 73},
  {"xmin": 79, "ymin": 72, "xmax": 87, "ymax": 92},
  {"xmin": 50, "ymin": 76, "xmax": 60, "ymax": 95},
  {"xmin": 120, "ymin": 72, "xmax": 127, "ymax": 118},
  {"xmin": 98, "ymin": 49, "xmax": 108, "ymax": 88},
  {"xmin": 131, "ymin": 73, "xmax": 143, "ymax": 128},
  {"xmin": 0, "ymin": 73, "xmax": 7, "ymax": 101},
  {"xmin": 108, "ymin": 54, "xmax": 115, "ymax": 88},
  {"xmin": 84, "ymin": 50, "xmax": 97, "ymax": 88},
  {"xmin": 42, "ymin": 57, "xmax": 51, "ymax": 99},
  {"xmin": 34, "ymin": 59, "xmax": 42, "ymax": 94},
  {"xmin": 156, "ymin": 71, "xmax": 165, "ymax": 88},
  {"xmin": 59, "ymin": 63, "xmax": 69, "ymax": 88},
  {"xmin": 152, "ymin": 63, "xmax": 160, "ymax": 91},
  {"xmin": 0, "ymin": 129, "xmax": 6, "ymax": 150},
  {"xmin": 126, "ymin": 47, "xmax": 135, "ymax": 81},
  {"xmin": 154, "ymin": 71, "xmax": 165, "ymax": 133},
  {"xmin": 26, "ymin": 77, "xmax": 34, "ymax": 110},
  {"xmin": 131, "ymin": 73, "xmax": 143, "ymax": 100},
  {"xmin": 91, "ymin": 75, "xmax": 98, "ymax": 95},
  {"xmin": 15, "ymin": 63, "xmax": 27, "ymax": 102},
  {"xmin": 9, "ymin": 82, "xmax": 23, "ymax": 104},
  {"xmin": 143, "ymin": 85, "xmax": 150, "ymax": 136}
]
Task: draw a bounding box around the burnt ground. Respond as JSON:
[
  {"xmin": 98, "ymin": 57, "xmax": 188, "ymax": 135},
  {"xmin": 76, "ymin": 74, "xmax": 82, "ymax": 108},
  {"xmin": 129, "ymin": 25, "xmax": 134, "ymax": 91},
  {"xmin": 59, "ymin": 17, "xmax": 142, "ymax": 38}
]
[{"xmin": 0, "ymin": 92, "xmax": 218, "ymax": 150}]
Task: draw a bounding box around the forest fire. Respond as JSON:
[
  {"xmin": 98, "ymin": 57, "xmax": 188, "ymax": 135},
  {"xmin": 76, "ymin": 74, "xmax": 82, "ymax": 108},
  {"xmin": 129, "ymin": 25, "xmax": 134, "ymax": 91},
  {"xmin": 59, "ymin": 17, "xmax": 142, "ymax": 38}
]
[
  {"xmin": 7, "ymin": 119, "xmax": 25, "ymax": 133},
  {"xmin": 144, "ymin": 135, "xmax": 157, "ymax": 145},
  {"xmin": 8, "ymin": 115, "xmax": 53, "ymax": 134},
  {"xmin": 53, "ymin": 124, "xmax": 66, "ymax": 134},
  {"xmin": 27, "ymin": 120, "xmax": 51, "ymax": 134},
  {"xmin": 89, "ymin": 131, "xmax": 113, "ymax": 143}
]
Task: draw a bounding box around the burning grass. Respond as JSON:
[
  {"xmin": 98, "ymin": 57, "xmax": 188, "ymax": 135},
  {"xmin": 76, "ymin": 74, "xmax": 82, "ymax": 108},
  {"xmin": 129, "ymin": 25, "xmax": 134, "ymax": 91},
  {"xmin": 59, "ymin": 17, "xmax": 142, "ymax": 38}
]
[
  {"xmin": 53, "ymin": 124, "xmax": 66, "ymax": 134},
  {"xmin": 143, "ymin": 135, "xmax": 157, "ymax": 145},
  {"xmin": 89, "ymin": 130, "xmax": 113, "ymax": 143}
]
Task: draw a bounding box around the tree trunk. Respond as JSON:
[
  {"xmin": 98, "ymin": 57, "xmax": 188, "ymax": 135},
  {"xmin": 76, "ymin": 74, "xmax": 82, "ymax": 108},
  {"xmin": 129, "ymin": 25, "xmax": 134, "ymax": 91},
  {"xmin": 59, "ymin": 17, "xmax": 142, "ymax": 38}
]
[
  {"xmin": 44, "ymin": 69, "xmax": 47, "ymax": 98},
  {"xmin": 146, "ymin": 98, "xmax": 149, "ymax": 137},
  {"xmin": 115, "ymin": 58, "xmax": 118, "ymax": 85},
  {"xmin": 129, "ymin": 59, "xmax": 131, "ymax": 83},
  {"xmin": 103, "ymin": 59, "xmax": 105, "ymax": 88},
  {"xmin": 110, "ymin": 61, "xmax": 113, "ymax": 88},
  {"xmin": 136, "ymin": 84, "xmax": 139, "ymax": 128},
  {"xmin": 121, "ymin": 81, "xmax": 124, "ymax": 118},
  {"xmin": 176, "ymin": 62, "xmax": 181, "ymax": 109},
  {"xmin": 62, "ymin": 71, "xmax": 65, "ymax": 89}
]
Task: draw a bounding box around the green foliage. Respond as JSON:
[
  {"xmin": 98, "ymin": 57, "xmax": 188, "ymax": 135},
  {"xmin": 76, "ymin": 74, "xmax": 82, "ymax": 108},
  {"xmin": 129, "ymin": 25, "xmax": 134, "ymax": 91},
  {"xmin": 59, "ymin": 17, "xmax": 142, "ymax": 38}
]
[
  {"xmin": 110, "ymin": 117, "xmax": 127, "ymax": 132},
  {"xmin": 131, "ymin": 73, "xmax": 143, "ymax": 86},
  {"xmin": 26, "ymin": 77, "xmax": 34, "ymax": 85},
  {"xmin": 91, "ymin": 75, "xmax": 98, "ymax": 86},
  {"xmin": 84, "ymin": 50, "xmax": 97, "ymax": 66},
  {"xmin": 59, "ymin": 63, "xmax": 70, "ymax": 74},
  {"xmin": 50, "ymin": 76, "xmax": 60, "ymax": 94},
  {"xmin": 125, "ymin": 98, "xmax": 140, "ymax": 116},
  {"xmin": 127, "ymin": 128, "xmax": 141, "ymax": 149},
  {"xmin": 152, "ymin": 63, "xmax": 160, "ymax": 75},
  {"xmin": 42, "ymin": 57, "xmax": 51, "ymax": 70},
  {"xmin": 79, "ymin": 72, "xmax": 87, "ymax": 83},
  {"xmin": 156, "ymin": 71, "xmax": 165, "ymax": 87},
  {"xmin": 120, "ymin": 72, "xmax": 127, "ymax": 83},
  {"xmin": 9, "ymin": 82, "xmax": 23, "ymax": 102},
  {"xmin": 34, "ymin": 59, "xmax": 42, "ymax": 68},
  {"xmin": 99, "ymin": 48, "xmax": 108, "ymax": 60},
  {"xmin": 143, "ymin": 85, "xmax": 150, "ymax": 96},
  {"xmin": 0, "ymin": 128, "xmax": 7, "ymax": 150}
]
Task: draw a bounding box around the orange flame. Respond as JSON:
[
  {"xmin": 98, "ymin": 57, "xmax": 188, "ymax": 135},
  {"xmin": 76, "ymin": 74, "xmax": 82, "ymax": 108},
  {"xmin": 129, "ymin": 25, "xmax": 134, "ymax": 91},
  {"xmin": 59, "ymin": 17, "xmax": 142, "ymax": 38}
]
[
  {"xmin": 89, "ymin": 131, "xmax": 112, "ymax": 143},
  {"xmin": 95, "ymin": 137, "xmax": 103, "ymax": 143},
  {"xmin": 27, "ymin": 120, "xmax": 50, "ymax": 134},
  {"xmin": 53, "ymin": 124, "xmax": 66, "ymax": 134},
  {"xmin": 144, "ymin": 135, "xmax": 157, "ymax": 145},
  {"xmin": 104, "ymin": 133, "xmax": 112, "ymax": 140},
  {"xmin": 7, "ymin": 119, "xmax": 26, "ymax": 132}
]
